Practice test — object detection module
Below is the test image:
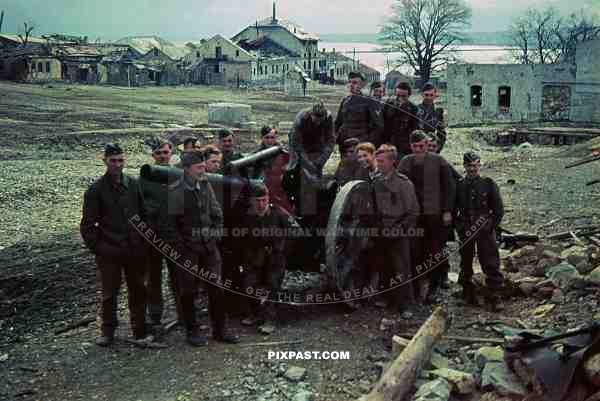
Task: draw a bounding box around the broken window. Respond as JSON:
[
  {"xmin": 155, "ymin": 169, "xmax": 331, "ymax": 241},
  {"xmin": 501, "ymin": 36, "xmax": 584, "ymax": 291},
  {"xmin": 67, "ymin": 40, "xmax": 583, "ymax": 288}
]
[
  {"xmin": 215, "ymin": 46, "xmax": 222, "ymax": 59},
  {"xmin": 498, "ymin": 86, "xmax": 511, "ymax": 109},
  {"xmin": 235, "ymin": 50, "xmax": 240, "ymax": 57},
  {"xmin": 470, "ymin": 85, "xmax": 482, "ymax": 107},
  {"xmin": 46, "ymin": 62, "xmax": 51, "ymax": 73},
  {"xmin": 38, "ymin": 62, "xmax": 43, "ymax": 72}
]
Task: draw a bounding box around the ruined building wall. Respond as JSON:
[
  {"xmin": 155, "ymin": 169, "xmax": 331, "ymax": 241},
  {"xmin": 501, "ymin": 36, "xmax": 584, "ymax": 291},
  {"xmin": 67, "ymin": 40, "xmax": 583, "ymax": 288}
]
[
  {"xmin": 447, "ymin": 63, "xmax": 575, "ymax": 126},
  {"xmin": 571, "ymin": 39, "xmax": 600, "ymax": 123}
]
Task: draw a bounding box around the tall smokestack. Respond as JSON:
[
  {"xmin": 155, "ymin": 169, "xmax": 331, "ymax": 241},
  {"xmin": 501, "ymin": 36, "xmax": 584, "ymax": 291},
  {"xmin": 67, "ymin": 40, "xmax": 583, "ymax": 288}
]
[{"xmin": 272, "ymin": 2, "xmax": 277, "ymax": 23}]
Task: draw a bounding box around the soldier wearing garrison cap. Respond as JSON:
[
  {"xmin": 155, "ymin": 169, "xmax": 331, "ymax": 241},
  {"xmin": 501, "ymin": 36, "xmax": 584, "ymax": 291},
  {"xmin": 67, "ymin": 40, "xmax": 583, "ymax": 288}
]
[
  {"xmin": 80, "ymin": 143, "xmax": 147, "ymax": 346},
  {"xmin": 139, "ymin": 137, "xmax": 180, "ymax": 333},
  {"xmin": 161, "ymin": 150, "xmax": 239, "ymax": 346},
  {"xmin": 334, "ymin": 71, "xmax": 384, "ymax": 152},
  {"xmin": 455, "ymin": 151, "xmax": 505, "ymax": 311}
]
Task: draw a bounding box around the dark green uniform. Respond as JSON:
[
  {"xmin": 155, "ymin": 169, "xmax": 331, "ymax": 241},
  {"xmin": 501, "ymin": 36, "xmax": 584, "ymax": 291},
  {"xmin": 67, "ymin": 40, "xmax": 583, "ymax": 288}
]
[
  {"xmin": 334, "ymin": 94, "xmax": 384, "ymax": 151},
  {"xmin": 455, "ymin": 175, "xmax": 504, "ymax": 289},
  {"xmin": 139, "ymin": 173, "xmax": 178, "ymax": 325},
  {"xmin": 80, "ymin": 173, "xmax": 146, "ymax": 339},
  {"xmin": 161, "ymin": 175, "xmax": 229, "ymax": 338}
]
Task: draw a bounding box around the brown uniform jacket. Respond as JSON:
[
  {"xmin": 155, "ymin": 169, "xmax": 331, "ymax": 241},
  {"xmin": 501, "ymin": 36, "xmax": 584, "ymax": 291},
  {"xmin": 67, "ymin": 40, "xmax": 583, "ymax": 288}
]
[
  {"xmin": 289, "ymin": 110, "xmax": 335, "ymax": 171},
  {"xmin": 334, "ymin": 94, "xmax": 384, "ymax": 147},
  {"xmin": 80, "ymin": 173, "xmax": 145, "ymax": 256},
  {"xmin": 397, "ymin": 153, "xmax": 456, "ymax": 215},
  {"xmin": 161, "ymin": 175, "xmax": 224, "ymax": 254}
]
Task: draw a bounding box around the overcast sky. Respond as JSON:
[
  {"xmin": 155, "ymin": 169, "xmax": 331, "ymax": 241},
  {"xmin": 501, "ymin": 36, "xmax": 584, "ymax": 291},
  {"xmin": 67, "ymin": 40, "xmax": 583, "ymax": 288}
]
[{"xmin": 1, "ymin": 0, "xmax": 598, "ymax": 42}]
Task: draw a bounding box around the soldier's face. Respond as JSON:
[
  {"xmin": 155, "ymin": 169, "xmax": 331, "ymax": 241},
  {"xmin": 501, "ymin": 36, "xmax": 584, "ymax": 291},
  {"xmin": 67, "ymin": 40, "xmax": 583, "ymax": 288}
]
[
  {"xmin": 348, "ymin": 78, "xmax": 364, "ymax": 93},
  {"xmin": 371, "ymin": 87, "xmax": 384, "ymax": 100},
  {"xmin": 253, "ymin": 195, "xmax": 270, "ymax": 216},
  {"xmin": 205, "ymin": 154, "xmax": 221, "ymax": 173},
  {"xmin": 396, "ymin": 88, "xmax": 410, "ymax": 101},
  {"xmin": 465, "ymin": 161, "xmax": 481, "ymax": 178},
  {"xmin": 376, "ymin": 153, "xmax": 395, "ymax": 175},
  {"xmin": 220, "ymin": 135, "xmax": 234, "ymax": 152},
  {"xmin": 104, "ymin": 154, "xmax": 125, "ymax": 176},
  {"xmin": 410, "ymin": 140, "xmax": 427, "ymax": 155},
  {"xmin": 427, "ymin": 140, "xmax": 439, "ymax": 153},
  {"xmin": 152, "ymin": 144, "xmax": 172, "ymax": 165},
  {"xmin": 262, "ymin": 130, "xmax": 278, "ymax": 147},
  {"xmin": 422, "ymin": 89, "xmax": 436, "ymax": 104},
  {"xmin": 357, "ymin": 150, "xmax": 374, "ymax": 169},
  {"xmin": 186, "ymin": 161, "xmax": 206, "ymax": 181}
]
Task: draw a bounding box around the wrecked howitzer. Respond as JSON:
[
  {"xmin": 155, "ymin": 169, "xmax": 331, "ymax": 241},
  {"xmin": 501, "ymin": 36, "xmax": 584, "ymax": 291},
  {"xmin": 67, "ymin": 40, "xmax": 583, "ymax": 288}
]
[{"xmin": 505, "ymin": 322, "xmax": 600, "ymax": 401}]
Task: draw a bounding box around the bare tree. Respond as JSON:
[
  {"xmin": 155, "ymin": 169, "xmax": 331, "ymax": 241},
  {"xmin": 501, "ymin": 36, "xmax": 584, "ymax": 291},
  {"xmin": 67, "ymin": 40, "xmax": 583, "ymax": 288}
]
[
  {"xmin": 379, "ymin": 0, "xmax": 472, "ymax": 83},
  {"xmin": 510, "ymin": 7, "xmax": 599, "ymax": 64},
  {"xmin": 17, "ymin": 22, "xmax": 35, "ymax": 47},
  {"xmin": 556, "ymin": 11, "xmax": 600, "ymax": 63}
]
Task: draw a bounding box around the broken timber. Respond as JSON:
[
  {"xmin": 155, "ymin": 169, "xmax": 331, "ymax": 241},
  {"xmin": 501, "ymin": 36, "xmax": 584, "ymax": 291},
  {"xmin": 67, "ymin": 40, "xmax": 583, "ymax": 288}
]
[{"xmin": 359, "ymin": 307, "xmax": 449, "ymax": 401}]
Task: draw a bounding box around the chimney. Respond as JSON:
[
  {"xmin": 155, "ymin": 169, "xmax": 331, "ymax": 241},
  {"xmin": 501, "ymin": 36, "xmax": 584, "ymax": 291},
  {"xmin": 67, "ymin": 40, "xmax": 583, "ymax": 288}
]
[{"xmin": 272, "ymin": 2, "xmax": 277, "ymax": 23}]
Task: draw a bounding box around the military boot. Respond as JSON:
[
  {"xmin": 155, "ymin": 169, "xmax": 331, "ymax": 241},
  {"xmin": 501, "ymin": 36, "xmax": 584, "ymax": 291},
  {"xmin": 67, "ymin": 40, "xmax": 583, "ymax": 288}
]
[
  {"xmin": 95, "ymin": 328, "xmax": 115, "ymax": 347},
  {"xmin": 485, "ymin": 293, "xmax": 505, "ymax": 312},
  {"xmin": 460, "ymin": 283, "xmax": 477, "ymax": 305},
  {"xmin": 187, "ymin": 327, "xmax": 208, "ymax": 347}
]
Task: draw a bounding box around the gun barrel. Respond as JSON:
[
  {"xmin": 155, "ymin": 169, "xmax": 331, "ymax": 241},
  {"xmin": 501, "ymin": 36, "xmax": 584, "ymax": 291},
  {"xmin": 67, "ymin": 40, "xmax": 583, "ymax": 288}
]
[{"xmin": 227, "ymin": 146, "xmax": 285, "ymax": 172}]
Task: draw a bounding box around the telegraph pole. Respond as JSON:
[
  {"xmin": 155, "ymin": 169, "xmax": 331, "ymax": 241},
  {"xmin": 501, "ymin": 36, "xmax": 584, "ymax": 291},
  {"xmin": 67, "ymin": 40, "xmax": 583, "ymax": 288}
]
[{"xmin": 0, "ymin": 11, "xmax": 5, "ymax": 33}]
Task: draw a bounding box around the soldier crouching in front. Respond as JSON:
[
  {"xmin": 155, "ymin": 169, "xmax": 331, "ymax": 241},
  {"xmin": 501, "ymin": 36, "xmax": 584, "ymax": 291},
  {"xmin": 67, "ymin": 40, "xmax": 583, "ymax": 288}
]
[
  {"xmin": 371, "ymin": 144, "xmax": 420, "ymax": 312},
  {"xmin": 80, "ymin": 143, "xmax": 146, "ymax": 346},
  {"xmin": 238, "ymin": 184, "xmax": 292, "ymax": 335},
  {"xmin": 162, "ymin": 150, "xmax": 239, "ymax": 346},
  {"xmin": 455, "ymin": 151, "xmax": 505, "ymax": 311}
]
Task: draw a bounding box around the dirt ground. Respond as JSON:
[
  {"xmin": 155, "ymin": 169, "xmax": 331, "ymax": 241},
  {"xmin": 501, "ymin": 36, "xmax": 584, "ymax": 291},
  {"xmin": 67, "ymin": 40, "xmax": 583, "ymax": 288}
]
[{"xmin": 1, "ymin": 81, "xmax": 600, "ymax": 401}]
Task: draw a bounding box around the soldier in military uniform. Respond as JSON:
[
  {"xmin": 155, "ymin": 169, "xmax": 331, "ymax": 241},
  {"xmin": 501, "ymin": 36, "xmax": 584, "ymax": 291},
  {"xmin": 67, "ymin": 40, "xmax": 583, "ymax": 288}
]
[
  {"xmin": 80, "ymin": 144, "xmax": 146, "ymax": 346},
  {"xmin": 370, "ymin": 144, "xmax": 419, "ymax": 310},
  {"xmin": 334, "ymin": 138, "xmax": 361, "ymax": 187},
  {"xmin": 139, "ymin": 138, "xmax": 180, "ymax": 334},
  {"xmin": 455, "ymin": 151, "xmax": 505, "ymax": 311},
  {"xmin": 199, "ymin": 144, "xmax": 222, "ymax": 174},
  {"xmin": 335, "ymin": 71, "xmax": 384, "ymax": 152},
  {"xmin": 161, "ymin": 150, "xmax": 239, "ymax": 346},
  {"xmin": 238, "ymin": 184, "xmax": 294, "ymax": 334},
  {"xmin": 416, "ymin": 82, "xmax": 447, "ymax": 152},
  {"xmin": 382, "ymin": 82, "xmax": 418, "ymax": 158},
  {"xmin": 398, "ymin": 131, "xmax": 455, "ymax": 301},
  {"xmin": 289, "ymin": 102, "xmax": 335, "ymax": 179},
  {"xmin": 251, "ymin": 126, "xmax": 280, "ymax": 179},
  {"xmin": 218, "ymin": 129, "xmax": 244, "ymax": 171}
]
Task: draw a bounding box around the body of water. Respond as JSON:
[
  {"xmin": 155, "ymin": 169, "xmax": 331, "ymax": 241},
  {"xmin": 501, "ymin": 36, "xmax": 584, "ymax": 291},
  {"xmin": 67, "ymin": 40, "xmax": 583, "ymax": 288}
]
[{"xmin": 321, "ymin": 41, "xmax": 516, "ymax": 75}]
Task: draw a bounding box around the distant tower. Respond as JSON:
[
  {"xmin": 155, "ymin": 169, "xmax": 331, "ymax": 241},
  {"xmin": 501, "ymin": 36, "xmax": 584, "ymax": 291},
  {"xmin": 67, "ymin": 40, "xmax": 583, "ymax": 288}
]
[{"xmin": 272, "ymin": 1, "xmax": 278, "ymax": 24}]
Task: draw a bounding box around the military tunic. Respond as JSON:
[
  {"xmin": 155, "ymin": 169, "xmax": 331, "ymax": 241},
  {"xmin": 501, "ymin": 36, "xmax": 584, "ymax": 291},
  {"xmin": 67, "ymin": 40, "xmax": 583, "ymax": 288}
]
[
  {"xmin": 289, "ymin": 109, "xmax": 335, "ymax": 177},
  {"xmin": 334, "ymin": 94, "xmax": 384, "ymax": 150},
  {"xmin": 80, "ymin": 173, "xmax": 146, "ymax": 337},
  {"xmin": 161, "ymin": 175, "xmax": 227, "ymax": 332},
  {"xmin": 455, "ymin": 175, "xmax": 504, "ymax": 289},
  {"xmin": 369, "ymin": 171, "xmax": 420, "ymax": 306},
  {"xmin": 382, "ymin": 97, "xmax": 419, "ymax": 157}
]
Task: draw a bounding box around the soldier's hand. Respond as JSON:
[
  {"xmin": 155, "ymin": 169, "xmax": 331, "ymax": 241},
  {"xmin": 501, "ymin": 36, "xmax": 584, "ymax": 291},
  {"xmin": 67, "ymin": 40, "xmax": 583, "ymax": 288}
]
[{"xmin": 442, "ymin": 211, "xmax": 452, "ymax": 226}]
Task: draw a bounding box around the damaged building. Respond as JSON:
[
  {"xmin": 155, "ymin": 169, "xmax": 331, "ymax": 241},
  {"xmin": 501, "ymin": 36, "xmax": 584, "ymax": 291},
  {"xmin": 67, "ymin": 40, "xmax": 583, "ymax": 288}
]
[{"xmin": 446, "ymin": 39, "xmax": 600, "ymax": 125}]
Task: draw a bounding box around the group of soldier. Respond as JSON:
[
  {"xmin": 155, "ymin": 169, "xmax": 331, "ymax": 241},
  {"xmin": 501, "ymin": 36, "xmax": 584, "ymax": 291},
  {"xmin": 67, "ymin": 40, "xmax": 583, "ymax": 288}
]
[{"xmin": 80, "ymin": 70, "xmax": 505, "ymax": 348}]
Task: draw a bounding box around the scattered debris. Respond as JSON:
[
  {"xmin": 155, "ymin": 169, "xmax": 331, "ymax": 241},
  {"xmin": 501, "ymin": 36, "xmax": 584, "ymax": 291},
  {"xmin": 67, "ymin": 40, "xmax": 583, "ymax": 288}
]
[
  {"xmin": 429, "ymin": 368, "xmax": 476, "ymax": 395},
  {"xmin": 412, "ymin": 378, "xmax": 451, "ymax": 401},
  {"xmin": 284, "ymin": 366, "xmax": 306, "ymax": 382}
]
